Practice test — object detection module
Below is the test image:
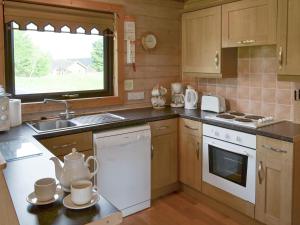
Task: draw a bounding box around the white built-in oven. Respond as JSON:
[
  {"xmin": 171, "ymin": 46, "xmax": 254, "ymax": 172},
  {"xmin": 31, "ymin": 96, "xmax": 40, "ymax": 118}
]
[{"xmin": 202, "ymin": 124, "xmax": 256, "ymax": 204}]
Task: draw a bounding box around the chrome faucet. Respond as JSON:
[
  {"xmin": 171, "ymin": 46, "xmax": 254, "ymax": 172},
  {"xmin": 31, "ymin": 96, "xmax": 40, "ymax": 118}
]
[{"xmin": 43, "ymin": 98, "xmax": 75, "ymax": 120}]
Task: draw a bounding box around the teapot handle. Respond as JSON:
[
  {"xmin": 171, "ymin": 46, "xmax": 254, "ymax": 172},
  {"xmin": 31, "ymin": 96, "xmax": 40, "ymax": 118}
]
[{"xmin": 85, "ymin": 156, "xmax": 99, "ymax": 179}]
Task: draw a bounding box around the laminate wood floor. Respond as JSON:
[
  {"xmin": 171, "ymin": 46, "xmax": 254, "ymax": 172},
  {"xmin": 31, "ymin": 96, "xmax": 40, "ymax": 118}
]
[{"xmin": 121, "ymin": 192, "xmax": 243, "ymax": 225}]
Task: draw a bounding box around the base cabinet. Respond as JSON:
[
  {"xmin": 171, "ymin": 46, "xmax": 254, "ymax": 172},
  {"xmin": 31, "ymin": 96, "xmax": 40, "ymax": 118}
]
[
  {"xmin": 150, "ymin": 119, "xmax": 178, "ymax": 199},
  {"xmin": 179, "ymin": 118, "xmax": 202, "ymax": 191},
  {"xmin": 255, "ymin": 136, "xmax": 295, "ymax": 225}
]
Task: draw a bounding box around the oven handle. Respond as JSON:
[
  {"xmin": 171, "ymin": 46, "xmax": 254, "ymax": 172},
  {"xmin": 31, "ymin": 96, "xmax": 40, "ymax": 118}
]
[{"xmin": 206, "ymin": 141, "xmax": 251, "ymax": 157}]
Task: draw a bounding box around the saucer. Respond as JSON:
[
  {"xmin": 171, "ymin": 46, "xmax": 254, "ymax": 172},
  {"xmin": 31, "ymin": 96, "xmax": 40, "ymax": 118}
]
[
  {"xmin": 27, "ymin": 187, "xmax": 63, "ymax": 205},
  {"xmin": 63, "ymin": 192, "xmax": 100, "ymax": 210}
]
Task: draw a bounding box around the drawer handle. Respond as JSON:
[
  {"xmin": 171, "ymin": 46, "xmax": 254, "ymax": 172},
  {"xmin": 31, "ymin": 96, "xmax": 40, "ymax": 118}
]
[
  {"xmin": 258, "ymin": 161, "xmax": 264, "ymax": 184},
  {"xmin": 52, "ymin": 142, "xmax": 77, "ymax": 149},
  {"xmin": 184, "ymin": 125, "xmax": 198, "ymax": 131},
  {"xmin": 157, "ymin": 126, "xmax": 169, "ymax": 130},
  {"xmin": 237, "ymin": 40, "xmax": 256, "ymax": 45},
  {"xmin": 262, "ymin": 144, "xmax": 287, "ymax": 154}
]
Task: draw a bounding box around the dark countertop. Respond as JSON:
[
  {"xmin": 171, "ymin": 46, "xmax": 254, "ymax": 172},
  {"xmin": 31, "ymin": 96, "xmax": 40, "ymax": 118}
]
[
  {"xmin": 1, "ymin": 106, "xmax": 300, "ymax": 225},
  {"xmin": 1, "ymin": 126, "xmax": 121, "ymax": 225}
]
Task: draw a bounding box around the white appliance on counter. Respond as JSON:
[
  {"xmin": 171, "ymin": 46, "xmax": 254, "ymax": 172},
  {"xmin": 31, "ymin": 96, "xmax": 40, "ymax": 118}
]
[
  {"xmin": 202, "ymin": 124, "xmax": 256, "ymax": 204},
  {"xmin": 184, "ymin": 85, "xmax": 198, "ymax": 109},
  {"xmin": 201, "ymin": 95, "xmax": 226, "ymax": 113},
  {"xmin": 94, "ymin": 124, "xmax": 151, "ymax": 217}
]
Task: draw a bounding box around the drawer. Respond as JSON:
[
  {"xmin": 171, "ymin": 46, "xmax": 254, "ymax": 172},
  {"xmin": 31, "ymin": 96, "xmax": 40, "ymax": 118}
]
[
  {"xmin": 257, "ymin": 136, "xmax": 293, "ymax": 155},
  {"xmin": 40, "ymin": 132, "xmax": 93, "ymax": 157},
  {"xmin": 150, "ymin": 119, "xmax": 177, "ymax": 137},
  {"xmin": 180, "ymin": 118, "xmax": 202, "ymax": 137}
]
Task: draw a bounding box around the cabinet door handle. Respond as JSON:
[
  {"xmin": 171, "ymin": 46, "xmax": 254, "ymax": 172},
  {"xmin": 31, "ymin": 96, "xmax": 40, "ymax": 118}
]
[
  {"xmin": 278, "ymin": 46, "xmax": 283, "ymax": 69},
  {"xmin": 237, "ymin": 40, "xmax": 256, "ymax": 45},
  {"xmin": 184, "ymin": 125, "xmax": 198, "ymax": 131},
  {"xmin": 157, "ymin": 126, "xmax": 169, "ymax": 130},
  {"xmin": 262, "ymin": 144, "xmax": 287, "ymax": 154},
  {"xmin": 258, "ymin": 161, "xmax": 264, "ymax": 184},
  {"xmin": 214, "ymin": 51, "xmax": 219, "ymax": 68},
  {"xmin": 151, "ymin": 145, "xmax": 154, "ymax": 160},
  {"xmin": 196, "ymin": 142, "xmax": 200, "ymax": 160},
  {"xmin": 52, "ymin": 142, "xmax": 77, "ymax": 149}
]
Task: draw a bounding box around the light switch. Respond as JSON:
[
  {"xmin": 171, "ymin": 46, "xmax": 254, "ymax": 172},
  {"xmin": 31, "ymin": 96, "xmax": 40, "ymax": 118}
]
[
  {"xmin": 128, "ymin": 92, "xmax": 145, "ymax": 100},
  {"xmin": 124, "ymin": 80, "xmax": 134, "ymax": 91}
]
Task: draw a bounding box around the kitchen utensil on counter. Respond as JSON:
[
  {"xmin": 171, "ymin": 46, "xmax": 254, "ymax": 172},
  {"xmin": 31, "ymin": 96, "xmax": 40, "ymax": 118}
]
[
  {"xmin": 0, "ymin": 85, "xmax": 11, "ymax": 131},
  {"xmin": 201, "ymin": 95, "xmax": 226, "ymax": 113},
  {"xmin": 151, "ymin": 85, "xmax": 167, "ymax": 109},
  {"xmin": 63, "ymin": 191, "xmax": 99, "ymax": 210},
  {"xmin": 171, "ymin": 83, "xmax": 184, "ymax": 108},
  {"xmin": 9, "ymin": 99, "xmax": 22, "ymax": 127},
  {"xmin": 184, "ymin": 85, "xmax": 198, "ymax": 109},
  {"xmin": 27, "ymin": 185, "xmax": 63, "ymax": 206},
  {"xmin": 71, "ymin": 180, "xmax": 93, "ymax": 205},
  {"xmin": 50, "ymin": 148, "xmax": 98, "ymax": 192}
]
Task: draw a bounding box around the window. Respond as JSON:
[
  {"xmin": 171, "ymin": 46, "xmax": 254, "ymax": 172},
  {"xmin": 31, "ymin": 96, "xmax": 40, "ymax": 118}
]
[{"xmin": 3, "ymin": 2, "xmax": 115, "ymax": 102}]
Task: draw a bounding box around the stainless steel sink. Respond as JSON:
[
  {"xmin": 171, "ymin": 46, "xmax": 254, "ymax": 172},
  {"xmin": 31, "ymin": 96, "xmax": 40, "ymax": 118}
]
[{"xmin": 27, "ymin": 119, "xmax": 78, "ymax": 133}]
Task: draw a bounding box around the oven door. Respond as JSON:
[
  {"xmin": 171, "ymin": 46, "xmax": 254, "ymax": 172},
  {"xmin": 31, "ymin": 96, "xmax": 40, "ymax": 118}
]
[{"xmin": 203, "ymin": 136, "xmax": 256, "ymax": 204}]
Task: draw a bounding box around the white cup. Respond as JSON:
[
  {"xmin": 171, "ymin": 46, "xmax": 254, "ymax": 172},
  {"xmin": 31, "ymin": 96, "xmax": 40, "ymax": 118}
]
[
  {"xmin": 34, "ymin": 178, "xmax": 57, "ymax": 202},
  {"xmin": 71, "ymin": 180, "xmax": 93, "ymax": 205}
]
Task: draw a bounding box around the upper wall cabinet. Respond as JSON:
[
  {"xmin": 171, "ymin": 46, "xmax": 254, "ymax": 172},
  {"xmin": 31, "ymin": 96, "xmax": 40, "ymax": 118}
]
[
  {"xmin": 222, "ymin": 0, "xmax": 277, "ymax": 48},
  {"xmin": 182, "ymin": 6, "xmax": 237, "ymax": 79},
  {"xmin": 277, "ymin": 0, "xmax": 300, "ymax": 80}
]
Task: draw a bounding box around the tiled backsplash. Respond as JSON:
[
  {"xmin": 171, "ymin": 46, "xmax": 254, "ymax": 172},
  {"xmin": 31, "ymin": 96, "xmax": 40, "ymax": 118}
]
[{"xmin": 183, "ymin": 46, "xmax": 294, "ymax": 121}]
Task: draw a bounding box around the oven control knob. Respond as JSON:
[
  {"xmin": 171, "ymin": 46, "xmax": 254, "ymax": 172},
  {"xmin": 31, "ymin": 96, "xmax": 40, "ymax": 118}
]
[
  {"xmin": 214, "ymin": 131, "xmax": 220, "ymax": 137},
  {"xmin": 1, "ymin": 114, "xmax": 8, "ymax": 121},
  {"xmin": 236, "ymin": 136, "xmax": 242, "ymax": 142},
  {"xmin": 225, "ymin": 134, "xmax": 230, "ymax": 139}
]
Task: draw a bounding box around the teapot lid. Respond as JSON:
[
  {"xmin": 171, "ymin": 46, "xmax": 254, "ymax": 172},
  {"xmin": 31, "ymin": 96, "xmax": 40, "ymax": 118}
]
[{"xmin": 65, "ymin": 148, "xmax": 83, "ymax": 161}]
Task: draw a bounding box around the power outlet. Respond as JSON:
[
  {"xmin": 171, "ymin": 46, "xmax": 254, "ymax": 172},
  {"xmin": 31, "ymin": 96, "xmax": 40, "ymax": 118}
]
[
  {"xmin": 124, "ymin": 80, "xmax": 134, "ymax": 91},
  {"xmin": 128, "ymin": 92, "xmax": 145, "ymax": 100}
]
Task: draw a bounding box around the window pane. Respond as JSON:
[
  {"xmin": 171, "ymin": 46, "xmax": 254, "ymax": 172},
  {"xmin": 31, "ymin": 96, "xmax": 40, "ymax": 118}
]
[{"xmin": 13, "ymin": 30, "xmax": 104, "ymax": 95}]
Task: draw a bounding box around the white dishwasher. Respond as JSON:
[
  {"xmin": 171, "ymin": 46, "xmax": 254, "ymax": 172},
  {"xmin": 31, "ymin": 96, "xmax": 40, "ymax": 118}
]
[{"xmin": 93, "ymin": 124, "xmax": 151, "ymax": 217}]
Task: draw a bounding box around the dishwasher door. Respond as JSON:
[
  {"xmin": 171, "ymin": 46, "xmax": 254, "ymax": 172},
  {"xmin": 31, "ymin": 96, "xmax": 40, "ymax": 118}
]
[{"xmin": 94, "ymin": 125, "xmax": 151, "ymax": 216}]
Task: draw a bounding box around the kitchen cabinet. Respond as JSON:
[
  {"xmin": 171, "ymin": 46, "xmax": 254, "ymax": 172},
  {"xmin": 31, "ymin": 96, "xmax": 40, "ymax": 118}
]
[
  {"xmin": 222, "ymin": 0, "xmax": 277, "ymax": 47},
  {"xmin": 39, "ymin": 132, "xmax": 93, "ymax": 160},
  {"xmin": 149, "ymin": 119, "xmax": 178, "ymax": 199},
  {"xmin": 179, "ymin": 118, "xmax": 202, "ymax": 191},
  {"xmin": 182, "ymin": 6, "xmax": 237, "ymax": 78},
  {"xmin": 277, "ymin": 0, "xmax": 300, "ymax": 80},
  {"xmin": 256, "ymin": 136, "xmax": 300, "ymax": 225}
]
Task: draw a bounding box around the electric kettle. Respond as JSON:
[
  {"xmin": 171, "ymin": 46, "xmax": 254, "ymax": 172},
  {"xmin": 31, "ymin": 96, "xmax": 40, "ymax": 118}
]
[{"xmin": 184, "ymin": 85, "xmax": 198, "ymax": 109}]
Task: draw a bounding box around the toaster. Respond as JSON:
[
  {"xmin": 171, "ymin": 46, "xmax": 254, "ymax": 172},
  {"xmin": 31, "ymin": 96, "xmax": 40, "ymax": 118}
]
[{"xmin": 201, "ymin": 95, "xmax": 226, "ymax": 113}]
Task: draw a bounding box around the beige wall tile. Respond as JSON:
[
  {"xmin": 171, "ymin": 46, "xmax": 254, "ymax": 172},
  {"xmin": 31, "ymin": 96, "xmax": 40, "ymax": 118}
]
[
  {"xmin": 262, "ymin": 89, "xmax": 276, "ymax": 103},
  {"xmin": 250, "ymin": 87, "xmax": 262, "ymax": 101},
  {"xmin": 276, "ymin": 89, "xmax": 292, "ymax": 105}
]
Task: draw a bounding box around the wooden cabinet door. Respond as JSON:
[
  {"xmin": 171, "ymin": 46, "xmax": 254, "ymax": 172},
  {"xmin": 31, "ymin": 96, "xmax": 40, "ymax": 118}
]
[
  {"xmin": 179, "ymin": 119, "xmax": 202, "ymax": 191},
  {"xmin": 151, "ymin": 133, "xmax": 178, "ymax": 191},
  {"xmin": 277, "ymin": 0, "xmax": 300, "ymax": 77},
  {"xmin": 182, "ymin": 6, "xmax": 221, "ymax": 74},
  {"xmin": 222, "ymin": 0, "xmax": 277, "ymax": 47},
  {"xmin": 255, "ymin": 136, "xmax": 293, "ymax": 225}
]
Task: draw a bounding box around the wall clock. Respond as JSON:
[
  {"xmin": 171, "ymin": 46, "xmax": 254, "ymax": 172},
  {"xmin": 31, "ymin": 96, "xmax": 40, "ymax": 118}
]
[{"xmin": 141, "ymin": 33, "xmax": 157, "ymax": 51}]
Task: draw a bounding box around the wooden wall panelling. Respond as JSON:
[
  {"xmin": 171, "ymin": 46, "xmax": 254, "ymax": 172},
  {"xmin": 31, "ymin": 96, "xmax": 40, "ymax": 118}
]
[{"xmin": 0, "ymin": 0, "xmax": 4, "ymax": 86}]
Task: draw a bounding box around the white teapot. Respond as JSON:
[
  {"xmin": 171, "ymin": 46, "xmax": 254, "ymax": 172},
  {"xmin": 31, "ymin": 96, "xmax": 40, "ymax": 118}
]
[{"xmin": 50, "ymin": 148, "xmax": 98, "ymax": 192}]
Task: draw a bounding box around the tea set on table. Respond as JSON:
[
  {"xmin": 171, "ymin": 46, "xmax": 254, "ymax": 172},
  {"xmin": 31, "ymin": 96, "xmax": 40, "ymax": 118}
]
[{"xmin": 26, "ymin": 148, "xmax": 99, "ymax": 210}]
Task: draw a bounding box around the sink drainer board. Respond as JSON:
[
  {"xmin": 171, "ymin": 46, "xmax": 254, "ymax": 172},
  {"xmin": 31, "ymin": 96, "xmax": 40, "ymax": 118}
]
[
  {"xmin": 0, "ymin": 138, "xmax": 42, "ymax": 162},
  {"xmin": 71, "ymin": 113, "xmax": 125, "ymax": 125}
]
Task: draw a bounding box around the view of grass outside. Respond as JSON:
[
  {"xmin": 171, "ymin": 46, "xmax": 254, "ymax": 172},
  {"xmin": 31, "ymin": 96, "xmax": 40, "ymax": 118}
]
[{"xmin": 13, "ymin": 29, "xmax": 104, "ymax": 95}]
